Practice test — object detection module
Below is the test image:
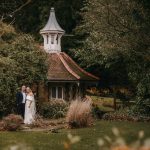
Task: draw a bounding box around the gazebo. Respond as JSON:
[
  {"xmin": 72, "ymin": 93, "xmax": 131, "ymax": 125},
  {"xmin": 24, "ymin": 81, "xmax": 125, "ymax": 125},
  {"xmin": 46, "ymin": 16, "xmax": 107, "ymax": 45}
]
[{"xmin": 37, "ymin": 8, "xmax": 99, "ymax": 101}]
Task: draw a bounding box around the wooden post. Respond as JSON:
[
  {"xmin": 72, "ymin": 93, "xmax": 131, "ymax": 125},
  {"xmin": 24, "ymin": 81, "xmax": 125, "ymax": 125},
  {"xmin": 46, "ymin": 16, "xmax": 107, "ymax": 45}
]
[{"xmin": 69, "ymin": 84, "xmax": 73, "ymax": 101}]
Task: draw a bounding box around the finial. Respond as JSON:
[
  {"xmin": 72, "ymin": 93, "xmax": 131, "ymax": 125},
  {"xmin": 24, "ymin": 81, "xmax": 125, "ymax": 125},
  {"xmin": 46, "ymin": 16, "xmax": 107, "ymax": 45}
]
[{"xmin": 51, "ymin": 7, "xmax": 55, "ymax": 12}]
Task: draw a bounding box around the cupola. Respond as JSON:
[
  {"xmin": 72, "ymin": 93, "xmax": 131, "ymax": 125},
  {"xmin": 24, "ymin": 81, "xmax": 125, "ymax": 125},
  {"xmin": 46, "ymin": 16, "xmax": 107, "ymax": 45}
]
[{"xmin": 40, "ymin": 8, "xmax": 65, "ymax": 53}]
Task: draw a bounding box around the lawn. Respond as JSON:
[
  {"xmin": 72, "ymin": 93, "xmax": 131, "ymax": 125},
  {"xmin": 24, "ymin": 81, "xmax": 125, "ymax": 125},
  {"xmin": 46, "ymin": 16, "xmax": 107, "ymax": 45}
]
[
  {"xmin": 90, "ymin": 95, "xmax": 134, "ymax": 112},
  {"xmin": 0, "ymin": 121, "xmax": 150, "ymax": 150},
  {"xmin": 90, "ymin": 96, "xmax": 116, "ymax": 112}
]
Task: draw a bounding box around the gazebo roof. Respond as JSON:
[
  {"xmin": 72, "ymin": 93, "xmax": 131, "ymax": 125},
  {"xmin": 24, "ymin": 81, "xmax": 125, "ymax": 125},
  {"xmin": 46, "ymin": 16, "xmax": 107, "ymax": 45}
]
[
  {"xmin": 40, "ymin": 8, "xmax": 64, "ymax": 34},
  {"xmin": 47, "ymin": 52, "xmax": 99, "ymax": 82}
]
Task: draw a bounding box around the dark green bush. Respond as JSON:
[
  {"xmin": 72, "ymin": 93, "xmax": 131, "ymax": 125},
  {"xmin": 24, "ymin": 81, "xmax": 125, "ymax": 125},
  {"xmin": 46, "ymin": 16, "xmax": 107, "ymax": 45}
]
[
  {"xmin": 39, "ymin": 100, "xmax": 68, "ymax": 119},
  {"xmin": 92, "ymin": 104, "xmax": 106, "ymax": 119},
  {"xmin": 131, "ymin": 98, "xmax": 150, "ymax": 116}
]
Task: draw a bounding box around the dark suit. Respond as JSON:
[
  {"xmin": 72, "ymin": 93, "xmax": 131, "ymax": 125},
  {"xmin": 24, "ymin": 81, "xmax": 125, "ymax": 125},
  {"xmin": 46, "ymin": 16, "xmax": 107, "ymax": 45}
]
[{"xmin": 16, "ymin": 92, "xmax": 25, "ymax": 119}]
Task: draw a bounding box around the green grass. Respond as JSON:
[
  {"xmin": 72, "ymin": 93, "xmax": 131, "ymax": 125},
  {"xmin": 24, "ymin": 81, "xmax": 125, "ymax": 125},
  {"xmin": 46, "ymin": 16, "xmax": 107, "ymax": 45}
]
[
  {"xmin": 90, "ymin": 96, "xmax": 134, "ymax": 111},
  {"xmin": 0, "ymin": 121, "xmax": 150, "ymax": 150},
  {"xmin": 97, "ymin": 105, "xmax": 114, "ymax": 112},
  {"xmin": 91, "ymin": 95, "xmax": 114, "ymax": 103},
  {"xmin": 90, "ymin": 96, "xmax": 115, "ymax": 112}
]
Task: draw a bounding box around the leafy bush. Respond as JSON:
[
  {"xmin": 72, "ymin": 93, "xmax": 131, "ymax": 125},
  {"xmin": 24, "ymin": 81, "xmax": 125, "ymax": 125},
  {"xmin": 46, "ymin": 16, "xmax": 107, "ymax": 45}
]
[
  {"xmin": 2, "ymin": 114, "xmax": 23, "ymax": 131},
  {"xmin": 91, "ymin": 96, "xmax": 114, "ymax": 119},
  {"xmin": 66, "ymin": 100, "xmax": 93, "ymax": 128},
  {"xmin": 39, "ymin": 100, "xmax": 68, "ymax": 119},
  {"xmin": 92, "ymin": 104, "xmax": 106, "ymax": 119},
  {"xmin": 0, "ymin": 21, "xmax": 47, "ymax": 116},
  {"xmin": 131, "ymin": 97, "xmax": 150, "ymax": 116}
]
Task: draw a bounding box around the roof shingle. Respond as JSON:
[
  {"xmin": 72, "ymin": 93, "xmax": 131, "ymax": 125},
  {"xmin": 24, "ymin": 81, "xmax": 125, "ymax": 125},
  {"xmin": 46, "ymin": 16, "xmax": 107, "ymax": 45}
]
[{"xmin": 47, "ymin": 52, "xmax": 99, "ymax": 82}]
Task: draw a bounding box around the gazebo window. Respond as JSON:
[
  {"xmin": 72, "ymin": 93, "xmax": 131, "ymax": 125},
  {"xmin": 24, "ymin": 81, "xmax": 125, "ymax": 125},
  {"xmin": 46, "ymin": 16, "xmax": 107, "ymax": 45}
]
[
  {"xmin": 56, "ymin": 34, "xmax": 59, "ymax": 44},
  {"xmin": 52, "ymin": 87, "xmax": 56, "ymax": 98},
  {"xmin": 58, "ymin": 87, "xmax": 63, "ymax": 99},
  {"xmin": 46, "ymin": 35, "xmax": 49, "ymax": 44},
  {"xmin": 51, "ymin": 35, "xmax": 55, "ymax": 44},
  {"xmin": 51, "ymin": 87, "xmax": 63, "ymax": 99}
]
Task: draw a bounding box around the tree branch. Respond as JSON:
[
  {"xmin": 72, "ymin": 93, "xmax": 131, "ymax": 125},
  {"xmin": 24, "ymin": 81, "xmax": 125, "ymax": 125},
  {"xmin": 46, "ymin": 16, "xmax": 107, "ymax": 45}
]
[
  {"xmin": 10, "ymin": 0, "xmax": 32, "ymax": 16},
  {"xmin": 1, "ymin": 0, "xmax": 32, "ymax": 21}
]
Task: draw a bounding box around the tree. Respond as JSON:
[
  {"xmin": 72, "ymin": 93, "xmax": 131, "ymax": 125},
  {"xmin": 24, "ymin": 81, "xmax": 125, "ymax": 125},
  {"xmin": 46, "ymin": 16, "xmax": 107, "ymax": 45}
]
[
  {"xmin": 73, "ymin": 0, "xmax": 150, "ymax": 115},
  {"xmin": 0, "ymin": 21, "xmax": 47, "ymax": 116},
  {"xmin": 0, "ymin": 0, "xmax": 84, "ymax": 51}
]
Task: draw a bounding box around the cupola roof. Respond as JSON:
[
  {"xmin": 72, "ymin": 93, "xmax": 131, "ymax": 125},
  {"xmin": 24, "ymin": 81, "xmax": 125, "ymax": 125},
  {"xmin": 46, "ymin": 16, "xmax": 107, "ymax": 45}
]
[{"xmin": 40, "ymin": 7, "xmax": 64, "ymax": 34}]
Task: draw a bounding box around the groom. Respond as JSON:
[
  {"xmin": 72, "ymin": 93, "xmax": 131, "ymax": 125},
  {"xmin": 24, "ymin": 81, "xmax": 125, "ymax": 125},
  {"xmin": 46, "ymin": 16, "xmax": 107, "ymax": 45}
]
[{"xmin": 16, "ymin": 85, "xmax": 26, "ymax": 119}]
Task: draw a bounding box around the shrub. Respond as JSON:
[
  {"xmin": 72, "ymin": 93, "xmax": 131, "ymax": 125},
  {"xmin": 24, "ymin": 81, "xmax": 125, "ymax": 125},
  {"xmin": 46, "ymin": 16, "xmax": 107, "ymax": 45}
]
[
  {"xmin": 39, "ymin": 100, "xmax": 68, "ymax": 119},
  {"xmin": 66, "ymin": 100, "xmax": 93, "ymax": 128},
  {"xmin": 0, "ymin": 22, "xmax": 47, "ymax": 116},
  {"xmin": 2, "ymin": 114, "xmax": 23, "ymax": 131},
  {"xmin": 0, "ymin": 121, "xmax": 5, "ymax": 131},
  {"xmin": 92, "ymin": 104, "xmax": 106, "ymax": 119}
]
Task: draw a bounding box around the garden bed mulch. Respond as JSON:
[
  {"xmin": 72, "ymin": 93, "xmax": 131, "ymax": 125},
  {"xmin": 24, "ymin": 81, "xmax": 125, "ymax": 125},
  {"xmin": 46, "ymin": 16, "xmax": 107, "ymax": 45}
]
[{"xmin": 21, "ymin": 118, "xmax": 67, "ymax": 132}]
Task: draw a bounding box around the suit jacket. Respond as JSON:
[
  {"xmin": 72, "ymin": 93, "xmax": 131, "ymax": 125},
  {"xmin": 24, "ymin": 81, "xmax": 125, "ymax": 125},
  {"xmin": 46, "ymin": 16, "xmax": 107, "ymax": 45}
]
[{"xmin": 16, "ymin": 92, "xmax": 23, "ymax": 105}]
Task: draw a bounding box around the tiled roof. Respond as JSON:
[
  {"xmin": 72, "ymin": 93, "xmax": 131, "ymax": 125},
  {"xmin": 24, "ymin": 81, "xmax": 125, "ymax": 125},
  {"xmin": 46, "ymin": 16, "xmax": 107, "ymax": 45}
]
[{"xmin": 47, "ymin": 52, "xmax": 99, "ymax": 81}]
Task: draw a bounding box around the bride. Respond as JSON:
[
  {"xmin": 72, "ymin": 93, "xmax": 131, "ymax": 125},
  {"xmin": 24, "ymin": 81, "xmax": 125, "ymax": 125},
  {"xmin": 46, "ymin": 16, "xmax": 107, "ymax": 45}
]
[{"xmin": 24, "ymin": 87, "xmax": 36, "ymax": 124}]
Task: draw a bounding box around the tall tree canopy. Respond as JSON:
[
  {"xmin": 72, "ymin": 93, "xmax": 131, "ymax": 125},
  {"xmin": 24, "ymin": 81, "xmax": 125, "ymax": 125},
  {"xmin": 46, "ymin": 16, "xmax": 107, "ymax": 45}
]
[{"xmin": 73, "ymin": 0, "xmax": 150, "ymax": 114}]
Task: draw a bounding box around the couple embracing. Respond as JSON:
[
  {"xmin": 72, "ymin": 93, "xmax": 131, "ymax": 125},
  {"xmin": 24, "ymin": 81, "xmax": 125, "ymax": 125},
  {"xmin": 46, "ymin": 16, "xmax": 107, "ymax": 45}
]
[{"xmin": 16, "ymin": 85, "xmax": 36, "ymax": 124}]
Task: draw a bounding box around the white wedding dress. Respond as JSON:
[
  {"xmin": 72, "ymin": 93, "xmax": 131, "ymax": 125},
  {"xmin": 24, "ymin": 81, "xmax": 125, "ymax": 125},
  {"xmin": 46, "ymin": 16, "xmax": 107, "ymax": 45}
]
[{"xmin": 24, "ymin": 95, "xmax": 36, "ymax": 124}]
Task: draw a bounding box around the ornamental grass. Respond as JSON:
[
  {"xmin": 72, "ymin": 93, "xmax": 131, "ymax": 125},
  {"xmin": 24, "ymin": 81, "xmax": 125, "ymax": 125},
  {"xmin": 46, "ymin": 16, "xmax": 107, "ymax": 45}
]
[{"xmin": 66, "ymin": 100, "xmax": 93, "ymax": 128}]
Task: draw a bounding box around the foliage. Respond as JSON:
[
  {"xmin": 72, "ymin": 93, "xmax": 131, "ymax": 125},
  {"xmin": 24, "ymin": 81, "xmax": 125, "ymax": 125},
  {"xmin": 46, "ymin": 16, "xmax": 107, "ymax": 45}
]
[
  {"xmin": 39, "ymin": 100, "xmax": 68, "ymax": 119},
  {"xmin": 91, "ymin": 96, "xmax": 115, "ymax": 119},
  {"xmin": 131, "ymin": 97, "xmax": 150, "ymax": 116},
  {"xmin": 92, "ymin": 104, "xmax": 107, "ymax": 119},
  {"xmin": 1, "ymin": 0, "xmax": 150, "ymax": 116},
  {"xmin": 1, "ymin": 114, "xmax": 23, "ymax": 131},
  {"xmin": 73, "ymin": 0, "xmax": 150, "ymax": 115},
  {"xmin": 0, "ymin": 0, "xmax": 84, "ymax": 51},
  {"xmin": 66, "ymin": 100, "xmax": 93, "ymax": 128},
  {"xmin": 0, "ymin": 21, "xmax": 47, "ymax": 116}
]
